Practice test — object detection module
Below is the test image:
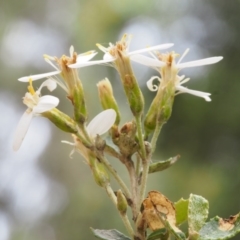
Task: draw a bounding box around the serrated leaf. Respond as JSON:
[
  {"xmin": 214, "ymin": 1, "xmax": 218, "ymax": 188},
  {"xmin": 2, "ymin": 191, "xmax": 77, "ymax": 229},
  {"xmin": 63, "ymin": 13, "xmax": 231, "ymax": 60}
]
[
  {"xmin": 148, "ymin": 155, "xmax": 180, "ymax": 174},
  {"xmin": 91, "ymin": 228, "xmax": 131, "ymax": 240},
  {"xmin": 198, "ymin": 213, "xmax": 240, "ymax": 240},
  {"xmin": 175, "ymin": 198, "xmax": 189, "ymax": 225},
  {"xmin": 147, "ymin": 228, "xmax": 168, "ymax": 240},
  {"xmin": 188, "ymin": 194, "xmax": 209, "ymax": 239}
]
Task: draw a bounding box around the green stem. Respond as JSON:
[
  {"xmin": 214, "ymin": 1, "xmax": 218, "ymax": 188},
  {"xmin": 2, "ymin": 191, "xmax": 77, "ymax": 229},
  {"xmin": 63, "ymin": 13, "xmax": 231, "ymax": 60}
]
[
  {"xmin": 150, "ymin": 124, "xmax": 163, "ymax": 153},
  {"xmin": 105, "ymin": 184, "xmax": 135, "ymax": 238},
  {"xmin": 98, "ymin": 154, "xmax": 131, "ymax": 200},
  {"xmin": 135, "ymin": 115, "xmax": 146, "ymax": 160},
  {"xmin": 125, "ymin": 158, "xmax": 138, "ymax": 220}
]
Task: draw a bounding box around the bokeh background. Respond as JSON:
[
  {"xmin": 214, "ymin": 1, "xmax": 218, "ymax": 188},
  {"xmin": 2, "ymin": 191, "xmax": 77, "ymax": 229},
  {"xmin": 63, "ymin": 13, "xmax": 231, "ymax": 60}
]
[{"xmin": 1, "ymin": 0, "xmax": 240, "ymax": 239}]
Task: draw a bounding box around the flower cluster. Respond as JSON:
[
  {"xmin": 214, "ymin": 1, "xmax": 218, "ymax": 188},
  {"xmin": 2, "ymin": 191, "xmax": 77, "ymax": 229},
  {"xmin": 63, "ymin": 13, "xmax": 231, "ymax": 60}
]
[{"xmin": 13, "ymin": 34, "xmax": 223, "ymax": 151}]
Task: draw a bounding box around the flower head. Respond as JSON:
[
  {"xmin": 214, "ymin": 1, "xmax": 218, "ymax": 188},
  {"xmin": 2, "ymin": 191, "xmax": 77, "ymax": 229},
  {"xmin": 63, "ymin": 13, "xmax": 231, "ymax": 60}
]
[
  {"xmin": 13, "ymin": 79, "xmax": 59, "ymax": 151},
  {"xmin": 69, "ymin": 34, "xmax": 174, "ymax": 68},
  {"xmin": 131, "ymin": 48, "xmax": 223, "ymax": 101},
  {"xmin": 18, "ymin": 46, "xmax": 97, "ymax": 93}
]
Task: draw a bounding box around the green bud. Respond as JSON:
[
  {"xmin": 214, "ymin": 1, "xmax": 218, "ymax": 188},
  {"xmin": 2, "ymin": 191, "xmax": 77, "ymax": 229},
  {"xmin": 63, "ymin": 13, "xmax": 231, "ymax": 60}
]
[
  {"xmin": 90, "ymin": 157, "xmax": 110, "ymax": 187},
  {"xmin": 117, "ymin": 189, "xmax": 128, "ymax": 215},
  {"xmin": 144, "ymin": 81, "xmax": 175, "ymax": 137},
  {"xmin": 42, "ymin": 108, "xmax": 77, "ymax": 133},
  {"xmin": 73, "ymin": 82, "xmax": 87, "ymax": 124},
  {"xmin": 97, "ymin": 78, "xmax": 121, "ymax": 125}
]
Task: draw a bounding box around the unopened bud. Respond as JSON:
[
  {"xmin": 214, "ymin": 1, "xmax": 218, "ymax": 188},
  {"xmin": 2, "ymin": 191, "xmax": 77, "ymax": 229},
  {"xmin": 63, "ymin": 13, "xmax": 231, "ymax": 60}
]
[
  {"xmin": 117, "ymin": 189, "xmax": 128, "ymax": 215},
  {"xmin": 144, "ymin": 82, "xmax": 175, "ymax": 137},
  {"xmin": 90, "ymin": 157, "xmax": 110, "ymax": 187},
  {"xmin": 97, "ymin": 78, "xmax": 120, "ymax": 125},
  {"xmin": 42, "ymin": 108, "xmax": 77, "ymax": 133},
  {"xmin": 72, "ymin": 82, "xmax": 87, "ymax": 124}
]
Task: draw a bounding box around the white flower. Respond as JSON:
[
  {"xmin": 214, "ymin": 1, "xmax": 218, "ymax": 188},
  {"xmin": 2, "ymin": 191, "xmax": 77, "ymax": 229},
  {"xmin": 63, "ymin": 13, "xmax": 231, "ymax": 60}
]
[
  {"xmin": 62, "ymin": 109, "xmax": 116, "ymax": 158},
  {"xmin": 131, "ymin": 48, "xmax": 223, "ymax": 101},
  {"xmin": 18, "ymin": 46, "xmax": 97, "ymax": 92},
  {"xmin": 13, "ymin": 79, "xmax": 59, "ymax": 151},
  {"xmin": 69, "ymin": 34, "xmax": 174, "ymax": 68}
]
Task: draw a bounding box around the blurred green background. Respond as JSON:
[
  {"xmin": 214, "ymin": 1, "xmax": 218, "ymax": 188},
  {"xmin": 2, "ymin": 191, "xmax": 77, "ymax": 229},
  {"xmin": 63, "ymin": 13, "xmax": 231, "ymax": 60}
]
[{"xmin": 1, "ymin": 0, "xmax": 240, "ymax": 239}]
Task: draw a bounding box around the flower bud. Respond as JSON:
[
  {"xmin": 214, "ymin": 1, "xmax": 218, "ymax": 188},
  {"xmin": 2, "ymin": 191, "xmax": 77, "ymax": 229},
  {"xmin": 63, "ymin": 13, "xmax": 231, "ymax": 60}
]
[
  {"xmin": 144, "ymin": 81, "xmax": 175, "ymax": 137},
  {"xmin": 97, "ymin": 78, "xmax": 120, "ymax": 125},
  {"xmin": 117, "ymin": 189, "xmax": 128, "ymax": 215},
  {"xmin": 42, "ymin": 108, "xmax": 77, "ymax": 133},
  {"xmin": 90, "ymin": 157, "xmax": 110, "ymax": 187},
  {"xmin": 72, "ymin": 81, "xmax": 87, "ymax": 124}
]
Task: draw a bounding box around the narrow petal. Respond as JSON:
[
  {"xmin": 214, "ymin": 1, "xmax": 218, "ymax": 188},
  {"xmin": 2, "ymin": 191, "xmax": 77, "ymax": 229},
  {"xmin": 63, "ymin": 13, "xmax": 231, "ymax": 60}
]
[
  {"xmin": 37, "ymin": 79, "xmax": 57, "ymax": 93},
  {"xmin": 13, "ymin": 110, "xmax": 33, "ymax": 151},
  {"xmin": 176, "ymin": 85, "xmax": 211, "ymax": 101},
  {"xmin": 69, "ymin": 45, "xmax": 74, "ymax": 58},
  {"xmin": 44, "ymin": 58, "xmax": 60, "ymax": 71},
  {"xmin": 177, "ymin": 48, "xmax": 190, "ymax": 65},
  {"xmin": 177, "ymin": 56, "xmax": 223, "ymax": 69},
  {"xmin": 69, "ymin": 59, "xmax": 114, "ymax": 68},
  {"xmin": 131, "ymin": 54, "xmax": 165, "ymax": 67},
  {"xmin": 33, "ymin": 95, "xmax": 59, "ymax": 113},
  {"xmin": 96, "ymin": 43, "xmax": 109, "ymax": 53},
  {"xmin": 18, "ymin": 71, "xmax": 61, "ymax": 82},
  {"xmin": 128, "ymin": 43, "xmax": 174, "ymax": 56},
  {"xmin": 146, "ymin": 76, "xmax": 161, "ymax": 91},
  {"xmin": 76, "ymin": 51, "xmax": 98, "ymax": 62},
  {"xmin": 87, "ymin": 109, "xmax": 116, "ymax": 137}
]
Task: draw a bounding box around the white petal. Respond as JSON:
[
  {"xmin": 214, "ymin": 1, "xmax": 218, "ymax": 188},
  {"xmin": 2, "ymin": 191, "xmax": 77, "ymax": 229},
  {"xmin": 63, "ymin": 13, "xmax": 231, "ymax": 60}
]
[
  {"xmin": 131, "ymin": 54, "xmax": 165, "ymax": 67},
  {"xmin": 44, "ymin": 58, "xmax": 60, "ymax": 71},
  {"xmin": 33, "ymin": 95, "xmax": 59, "ymax": 113},
  {"xmin": 12, "ymin": 110, "xmax": 34, "ymax": 151},
  {"xmin": 37, "ymin": 79, "xmax": 57, "ymax": 94},
  {"xmin": 103, "ymin": 53, "xmax": 115, "ymax": 61},
  {"xmin": 146, "ymin": 76, "xmax": 161, "ymax": 91},
  {"xmin": 69, "ymin": 59, "xmax": 114, "ymax": 68},
  {"xmin": 18, "ymin": 71, "xmax": 61, "ymax": 82},
  {"xmin": 96, "ymin": 44, "xmax": 109, "ymax": 53},
  {"xmin": 128, "ymin": 43, "xmax": 174, "ymax": 56},
  {"xmin": 76, "ymin": 51, "xmax": 98, "ymax": 62},
  {"xmin": 177, "ymin": 48, "xmax": 190, "ymax": 65},
  {"xmin": 87, "ymin": 109, "xmax": 116, "ymax": 137},
  {"xmin": 176, "ymin": 85, "xmax": 211, "ymax": 101},
  {"xmin": 177, "ymin": 56, "xmax": 223, "ymax": 69},
  {"xmin": 69, "ymin": 45, "xmax": 74, "ymax": 57}
]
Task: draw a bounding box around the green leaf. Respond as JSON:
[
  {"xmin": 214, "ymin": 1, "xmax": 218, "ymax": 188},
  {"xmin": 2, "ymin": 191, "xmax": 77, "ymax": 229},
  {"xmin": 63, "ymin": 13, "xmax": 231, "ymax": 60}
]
[
  {"xmin": 198, "ymin": 214, "xmax": 240, "ymax": 240},
  {"xmin": 188, "ymin": 194, "xmax": 209, "ymax": 239},
  {"xmin": 148, "ymin": 155, "xmax": 180, "ymax": 173},
  {"xmin": 91, "ymin": 228, "xmax": 131, "ymax": 240},
  {"xmin": 175, "ymin": 198, "xmax": 189, "ymax": 225},
  {"xmin": 147, "ymin": 228, "xmax": 168, "ymax": 240}
]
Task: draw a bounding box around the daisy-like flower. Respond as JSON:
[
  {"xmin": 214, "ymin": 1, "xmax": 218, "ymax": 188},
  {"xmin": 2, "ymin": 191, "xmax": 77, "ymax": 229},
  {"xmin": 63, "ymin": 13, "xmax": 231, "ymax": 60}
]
[
  {"xmin": 13, "ymin": 79, "xmax": 59, "ymax": 151},
  {"xmin": 69, "ymin": 34, "xmax": 174, "ymax": 68},
  {"xmin": 62, "ymin": 109, "xmax": 116, "ymax": 159},
  {"xmin": 130, "ymin": 48, "xmax": 223, "ymax": 101},
  {"xmin": 18, "ymin": 46, "xmax": 98, "ymax": 93}
]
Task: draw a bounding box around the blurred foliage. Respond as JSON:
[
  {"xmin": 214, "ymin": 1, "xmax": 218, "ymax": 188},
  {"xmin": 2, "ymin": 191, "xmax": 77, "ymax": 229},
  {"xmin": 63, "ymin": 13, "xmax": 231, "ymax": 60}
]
[{"xmin": 1, "ymin": 0, "xmax": 240, "ymax": 239}]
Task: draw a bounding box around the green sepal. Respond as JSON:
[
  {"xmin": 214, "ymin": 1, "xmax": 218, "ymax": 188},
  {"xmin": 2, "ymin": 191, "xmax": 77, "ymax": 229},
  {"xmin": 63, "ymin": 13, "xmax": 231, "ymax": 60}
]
[
  {"xmin": 148, "ymin": 155, "xmax": 180, "ymax": 173},
  {"xmin": 198, "ymin": 213, "xmax": 240, "ymax": 240},
  {"xmin": 175, "ymin": 198, "xmax": 189, "ymax": 226},
  {"xmin": 91, "ymin": 228, "xmax": 131, "ymax": 240}
]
